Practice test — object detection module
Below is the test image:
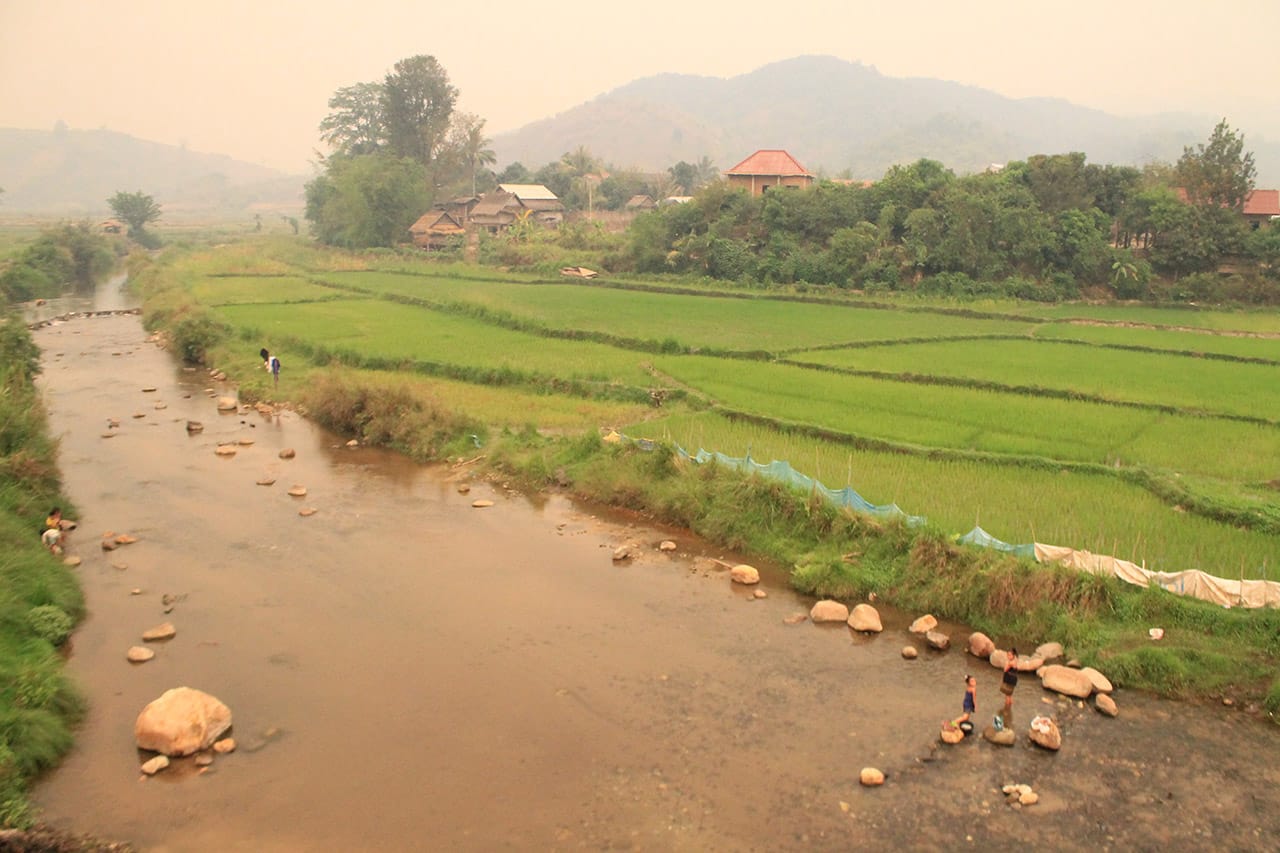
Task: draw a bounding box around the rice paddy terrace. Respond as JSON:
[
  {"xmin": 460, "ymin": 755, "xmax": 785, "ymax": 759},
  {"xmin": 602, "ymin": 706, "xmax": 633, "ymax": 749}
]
[{"xmin": 170, "ymin": 240, "xmax": 1280, "ymax": 582}]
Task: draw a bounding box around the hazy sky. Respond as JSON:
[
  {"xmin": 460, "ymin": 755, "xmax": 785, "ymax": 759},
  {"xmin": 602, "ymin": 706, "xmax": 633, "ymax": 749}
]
[{"xmin": 3, "ymin": 0, "xmax": 1277, "ymax": 173}]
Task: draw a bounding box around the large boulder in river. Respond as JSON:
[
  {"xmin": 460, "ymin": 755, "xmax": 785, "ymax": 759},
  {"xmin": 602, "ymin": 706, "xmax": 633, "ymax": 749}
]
[
  {"xmin": 1028, "ymin": 716, "xmax": 1062, "ymax": 751},
  {"xmin": 859, "ymin": 767, "xmax": 885, "ymax": 787},
  {"xmin": 925, "ymin": 630, "xmax": 951, "ymax": 651},
  {"xmin": 1095, "ymin": 694, "xmax": 1119, "ymax": 717},
  {"xmin": 1041, "ymin": 664, "xmax": 1094, "ymax": 698},
  {"xmin": 968, "ymin": 632, "xmax": 995, "ymax": 658},
  {"xmin": 810, "ymin": 600, "xmax": 849, "ymax": 623},
  {"xmin": 134, "ymin": 687, "xmax": 233, "ymax": 756},
  {"xmin": 1035, "ymin": 642, "xmax": 1064, "ymax": 661},
  {"xmin": 729, "ymin": 564, "xmax": 760, "ymax": 585},
  {"xmin": 848, "ymin": 603, "xmax": 883, "ymax": 633},
  {"xmin": 216, "ymin": 396, "xmax": 237, "ymax": 411},
  {"xmin": 1080, "ymin": 666, "xmax": 1114, "ymax": 694},
  {"xmin": 908, "ymin": 614, "xmax": 937, "ymax": 634}
]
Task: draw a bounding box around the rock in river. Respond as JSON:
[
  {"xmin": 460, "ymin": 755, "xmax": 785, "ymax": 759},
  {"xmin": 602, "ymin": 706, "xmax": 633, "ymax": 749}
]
[
  {"xmin": 140, "ymin": 755, "xmax": 170, "ymax": 776},
  {"xmin": 1041, "ymin": 664, "xmax": 1094, "ymax": 699},
  {"xmin": 127, "ymin": 646, "xmax": 155, "ymax": 663},
  {"xmin": 1095, "ymin": 694, "xmax": 1119, "ymax": 717},
  {"xmin": 810, "ymin": 600, "xmax": 849, "ymax": 622},
  {"xmin": 134, "ymin": 687, "xmax": 233, "ymax": 757},
  {"xmin": 1080, "ymin": 666, "xmax": 1114, "ymax": 694},
  {"xmin": 901, "ymin": 646, "xmax": 918, "ymax": 660},
  {"xmin": 142, "ymin": 622, "xmax": 176, "ymax": 642},
  {"xmin": 1029, "ymin": 715, "xmax": 1062, "ymax": 751},
  {"xmin": 730, "ymin": 564, "xmax": 760, "ymax": 585},
  {"xmin": 859, "ymin": 767, "xmax": 885, "ymax": 787},
  {"xmin": 908, "ymin": 614, "xmax": 937, "ymax": 634},
  {"xmin": 926, "ymin": 630, "xmax": 951, "ymax": 651},
  {"xmin": 968, "ymin": 631, "xmax": 995, "ymax": 658},
  {"xmin": 847, "ymin": 603, "xmax": 882, "ymax": 633}
]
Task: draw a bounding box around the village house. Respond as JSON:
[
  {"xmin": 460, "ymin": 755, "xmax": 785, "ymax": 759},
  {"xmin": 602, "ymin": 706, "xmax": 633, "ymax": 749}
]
[
  {"xmin": 1177, "ymin": 187, "xmax": 1280, "ymax": 229},
  {"xmin": 439, "ymin": 195, "xmax": 480, "ymax": 223},
  {"xmin": 464, "ymin": 184, "xmax": 565, "ymax": 233},
  {"xmin": 725, "ymin": 149, "xmax": 814, "ymax": 196},
  {"xmin": 1243, "ymin": 189, "xmax": 1280, "ymax": 229},
  {"xmin": 468, "ymin": 190, "xmax": 520, "ymax": 233},
  {"xmin": 497, "ymin": 183, "xmax": 565, "ymax": 226},
  {"xmin": 625, "ymin": 194, "xmax": 657, "ymax": 211},
  {"xmin": 408, "ymin": 209, "xmax": 466, "ymax": 249}
]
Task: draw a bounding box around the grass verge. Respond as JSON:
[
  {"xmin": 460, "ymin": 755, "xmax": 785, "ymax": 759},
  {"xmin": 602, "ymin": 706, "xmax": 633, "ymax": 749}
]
[{"xmin": 0, "ymin": 316, "xmax": 86, "ymax": 830}]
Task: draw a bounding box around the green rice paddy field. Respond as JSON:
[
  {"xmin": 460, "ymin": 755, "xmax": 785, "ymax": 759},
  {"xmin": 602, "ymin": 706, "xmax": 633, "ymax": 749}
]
[{"xmin": 177, "ymin": 240, "xmax": 1280, "ymax": 580}]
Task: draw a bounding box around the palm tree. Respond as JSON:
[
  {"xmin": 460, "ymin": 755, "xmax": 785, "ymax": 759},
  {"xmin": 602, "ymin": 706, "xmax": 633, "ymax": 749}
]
[
  {"xmin": 460, "ymin": 116, "xmax": 496, "ymax": 198},
  {"xmin": 560, "ymin": 146, "xmax": 601, "ymax": 179}
]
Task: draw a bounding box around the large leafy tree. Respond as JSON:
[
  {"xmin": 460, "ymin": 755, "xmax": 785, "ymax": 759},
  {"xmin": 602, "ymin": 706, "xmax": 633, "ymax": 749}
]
[
  {"xmin": 382, "ymin": 55, "xmax": 458, "ymax": 168},
  {"xmin": 107, "ymin": 190, "xmax": 161, "ymax": 234},
  {"xmin": 1176, "ymin": 119, "xmax": 1257, "ymax": 210},
  {"xmin": 304, "ymin": 155, "xmax": 430, "ymax": 248},
  {"xmin": 318, "ymin": 82, "xmax": 386, "ymax": 157}
]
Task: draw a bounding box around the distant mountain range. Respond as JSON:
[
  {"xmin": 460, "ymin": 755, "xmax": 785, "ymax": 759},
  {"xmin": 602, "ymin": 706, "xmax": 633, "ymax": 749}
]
[
  {"xmin": 0, "ymin": 127, "xmax": 306, "ymax": 215},
  {"xmin": 492, "ymin": 56, "xmax": 1280, "ymax": 185}
]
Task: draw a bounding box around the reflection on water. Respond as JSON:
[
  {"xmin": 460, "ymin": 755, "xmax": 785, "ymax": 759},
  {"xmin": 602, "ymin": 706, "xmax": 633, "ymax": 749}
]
[{"xmin": 21, "ymin": 271, "xmax": 135, "ymax": 325}]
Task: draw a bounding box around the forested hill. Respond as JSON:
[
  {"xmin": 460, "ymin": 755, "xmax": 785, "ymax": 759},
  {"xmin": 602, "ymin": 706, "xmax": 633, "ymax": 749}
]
[
  {"xmin": 0, "ymin": 126, "xmax": 305, "ymax": 214},
  {"xmin": 492, "ymin": 55, "xmax": 1280, "ymax": 182}
]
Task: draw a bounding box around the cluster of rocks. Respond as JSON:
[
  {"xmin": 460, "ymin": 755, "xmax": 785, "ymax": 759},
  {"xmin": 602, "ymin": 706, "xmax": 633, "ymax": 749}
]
[
  {"xmin": 1002, "ymin": 782, "xmax": 1040, "ymax": 807},
  {"xmin": 135, "ymin": 687, "xmax": 236, "ymax": 776}
]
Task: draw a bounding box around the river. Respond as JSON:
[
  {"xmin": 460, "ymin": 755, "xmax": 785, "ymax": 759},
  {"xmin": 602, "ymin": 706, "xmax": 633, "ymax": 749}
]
[{"xmin": 26, "ymin": 278, "xmax": 1280, "ymax": 851}]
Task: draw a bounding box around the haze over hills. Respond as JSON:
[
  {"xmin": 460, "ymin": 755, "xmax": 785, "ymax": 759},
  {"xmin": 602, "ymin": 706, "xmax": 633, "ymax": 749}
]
[
  {"xmin": 0, "ymin": 126, "xmax": 306, "ymax": 215},
  {"xmin": 492, "ymin": 56, "xmax": 1280, "ymax": 184}
]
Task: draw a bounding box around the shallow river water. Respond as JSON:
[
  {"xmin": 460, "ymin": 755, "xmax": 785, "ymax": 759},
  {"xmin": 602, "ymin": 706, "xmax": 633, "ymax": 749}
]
[{"xmin": 26, "ymin": 287, "xmax": 1280, "ymax": 852}]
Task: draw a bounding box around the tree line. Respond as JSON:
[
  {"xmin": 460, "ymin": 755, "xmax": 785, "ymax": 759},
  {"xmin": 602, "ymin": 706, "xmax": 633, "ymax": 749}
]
[
  {"xmin": 306, "ymin": 55, "xmax": 726, "ymax": 247},
  {"xmin": 623, "ymin": 121, "xmax": 1279, "ymax": 303}
]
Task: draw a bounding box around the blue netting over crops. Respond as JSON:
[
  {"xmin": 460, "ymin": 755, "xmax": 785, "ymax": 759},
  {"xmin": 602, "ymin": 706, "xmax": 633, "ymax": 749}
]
[
  {"xmin": 672, "ymin": 443, "xmax": 928, "ymax": 527},
  {"xmin": 956, "ymin": 525, "xmax": 1036, "ymax": 560}
]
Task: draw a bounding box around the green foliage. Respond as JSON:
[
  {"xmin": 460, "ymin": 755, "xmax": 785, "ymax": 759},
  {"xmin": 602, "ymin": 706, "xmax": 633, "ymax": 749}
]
[
  {"xmin": 24, "ymin": 606, "xmax": 73, "ymax": 647},
  {"xmin": 305, "ymin": 154, "xmax": 431, "ymax": 248},
  {"xmin": 107, "ymin": 189, "xmax": 162, "ymax": 234},
  {"xmin": 382, "ymin": 55, "xmax": 458, "ymax": 167},
  {"xmin": 1176, "ymin": 119, "xmax": 1257, "ymax": 211},
  {"xmin": 169, "ymin": 304, "xmax": 229, "ymax": 363},
  {"xmin": 0, "ymin": 319, "xmax": 83, "ymax": 827},
  {"xmin": 0, "ymin": 222, "xmax": 116, "ymax": 301},
  {"xmin": 0, "ymin": 317, "xmax": 41, "ymax": 383}
]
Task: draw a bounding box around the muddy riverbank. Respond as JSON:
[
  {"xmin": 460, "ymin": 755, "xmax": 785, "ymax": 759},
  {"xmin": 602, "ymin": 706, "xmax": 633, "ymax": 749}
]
[{"xmin": 28, "ymin": 304, "xmax": 1280, "ymax": 851}]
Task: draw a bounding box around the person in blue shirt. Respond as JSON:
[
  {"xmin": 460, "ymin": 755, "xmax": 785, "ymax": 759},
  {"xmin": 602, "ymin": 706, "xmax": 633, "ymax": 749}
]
[{"xmin": 944, "ymin": 675, "xmax": 977, "ymax": 733}]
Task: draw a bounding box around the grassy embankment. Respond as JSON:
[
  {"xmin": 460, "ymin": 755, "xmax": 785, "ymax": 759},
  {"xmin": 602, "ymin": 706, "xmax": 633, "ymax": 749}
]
[
  {"xmin": 0, "ymin": 314, "xmax": 86, "ymax": 829},
  {"xmin": 131, "ymin": 237, "xmax": 1280, "ymax": 715}
]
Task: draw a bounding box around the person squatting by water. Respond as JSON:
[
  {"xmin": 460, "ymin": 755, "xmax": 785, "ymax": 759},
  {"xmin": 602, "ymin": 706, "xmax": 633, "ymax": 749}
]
[
  {"xmin": 42, "ymin": 506, "xmax": 75, "ymax": 554},
  {"xmin": 1000, "ymin": 647, "xmax": 1019, "ymax": 726},
  {"xmin": 944, "ymin": 675, "xmax": 977, "ymax": 732}
]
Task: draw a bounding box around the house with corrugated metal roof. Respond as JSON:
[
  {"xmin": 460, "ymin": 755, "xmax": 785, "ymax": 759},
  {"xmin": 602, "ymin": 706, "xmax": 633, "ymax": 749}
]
[
  {"xmin": 725, "ymin": 150, "xmax": 814, "ymax": 196},
  {"xmin": 497, "ymin": 183, "xmax": 565, "ymax": 225}
]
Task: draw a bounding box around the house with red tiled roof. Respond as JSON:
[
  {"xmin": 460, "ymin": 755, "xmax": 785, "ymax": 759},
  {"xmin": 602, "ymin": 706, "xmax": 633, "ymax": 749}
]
[
  {"xmin": 1243, "ymin": 189, "xmax": 1280, "ymax": 228},
  {"xmin": 1176, "ymin": 187, "xmax": 1280, "ymax": 229},
  {"xmin": 725, "ymin": 149, "xmax": 814, "ymax": 196}
]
